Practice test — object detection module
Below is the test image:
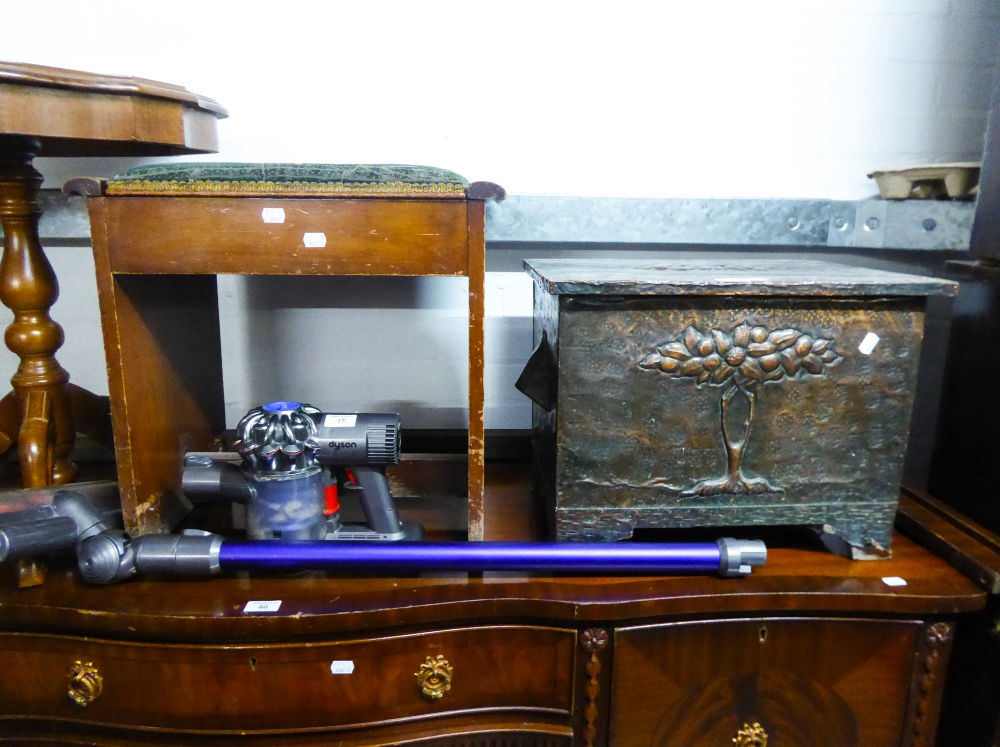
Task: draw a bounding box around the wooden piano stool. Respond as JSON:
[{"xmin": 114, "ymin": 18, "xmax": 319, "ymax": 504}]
[{"xmin": 65, "ymin": 164, "xmax": 504, "ymax": 538}]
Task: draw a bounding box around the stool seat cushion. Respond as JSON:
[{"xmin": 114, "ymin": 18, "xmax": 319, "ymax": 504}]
[{"xmin": 106, "ymin": 163, "xmax": 469, "ymax": 197}]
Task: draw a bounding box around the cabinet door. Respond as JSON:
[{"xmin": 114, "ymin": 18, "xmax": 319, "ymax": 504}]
[{"xmin": 610, "ymin": 617, "xmax": 948, "ymax": 747}]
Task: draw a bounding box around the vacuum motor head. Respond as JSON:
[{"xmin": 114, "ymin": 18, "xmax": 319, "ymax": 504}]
[
  {"xmin": 235, "ymin": 402, "xmax": 401, "ymax": 474},
  {"xmin": 236, "ymin": 401, "xmax": 322, "ymax": 474}
]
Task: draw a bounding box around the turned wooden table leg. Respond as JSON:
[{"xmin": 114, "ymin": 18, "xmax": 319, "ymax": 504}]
[{"xmin": 0, "ymin": 135, "xmax": 76, "ymax": 486}]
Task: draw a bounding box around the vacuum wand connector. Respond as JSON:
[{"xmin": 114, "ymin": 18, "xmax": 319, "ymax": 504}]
[{"xmin": 716, "ymin": 538, "xmax": 769, "ymax": 578}]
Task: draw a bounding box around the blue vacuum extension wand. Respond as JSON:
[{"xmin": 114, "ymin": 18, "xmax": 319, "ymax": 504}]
[{"xmin": 76, "ymin": 533, "xmax": 767, "ymax": 584}]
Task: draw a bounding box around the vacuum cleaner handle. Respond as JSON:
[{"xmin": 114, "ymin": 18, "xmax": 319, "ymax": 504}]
[{"xmin": 346, "ymin": 466, "xmax": 403, "ymax": 536}]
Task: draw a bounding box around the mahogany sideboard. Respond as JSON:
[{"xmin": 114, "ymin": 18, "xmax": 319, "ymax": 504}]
[{"xmin": 0, "ymin": 466, "xmax": 986, "ymax": 747}]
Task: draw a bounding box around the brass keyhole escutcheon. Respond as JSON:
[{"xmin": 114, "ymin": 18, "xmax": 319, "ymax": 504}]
[
  {"xmin": 734, "ymin": 722, "xmax": 768, "ymax": 747},
  {"xmin": 67, "ymin": 661, "xmax": 103, "ymax": 707},
  {"xmin": 415, "ymin": 655, "xmax": 453, "ymax": 699}
]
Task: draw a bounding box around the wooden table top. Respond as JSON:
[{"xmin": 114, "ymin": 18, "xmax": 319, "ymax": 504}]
[
  {"xmin": 0, "ymin": 465, "xmax": 985, "ymax": 643},
  {"xmin": 0, "ymin": 61, "xmax": 226, "ymax": 156}
]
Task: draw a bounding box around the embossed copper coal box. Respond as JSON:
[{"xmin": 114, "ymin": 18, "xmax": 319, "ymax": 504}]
[{"xmin": 519, "ymin": 259, "xmax": 957, "ymax": 558}]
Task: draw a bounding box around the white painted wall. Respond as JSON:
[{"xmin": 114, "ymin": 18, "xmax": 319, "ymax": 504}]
[
  {"xmin": 12, "ymin": 0, "xmax": 997, "ymax": 198},
  {"xmin": 1, "ymin": 1, "xmax": 998, "ymax": 429}
]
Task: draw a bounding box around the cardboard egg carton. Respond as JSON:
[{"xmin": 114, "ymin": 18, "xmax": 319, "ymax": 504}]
[{"xmin": 868, "ymin": 162, "xmax": 980, "ymax": 200}]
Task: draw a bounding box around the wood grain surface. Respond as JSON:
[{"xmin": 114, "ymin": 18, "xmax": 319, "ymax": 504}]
[
  {"xmin": 86, "ymin": 190, "xmax": 487, "ymax": 535},
  {"xmin": 0, "ymin": 462, "xmax": 985, "ymax": 744},
  {"xmin": 0, "ymin": 464, "xmax": 984, "ymax": 642},
  {"xmin": 0, "ymin": 61, "xmax": 225, "ymax": 156},
  {"xmin": 102, "ymin": 198, "xmax": 470, "ymax": 276},
  {"xmin": 0, "ymin": 625, "xmax": 575, "ymax": 733},
  {"xmin": 612, "ymin": 617, "xmax": 926, "ymax": 746}
]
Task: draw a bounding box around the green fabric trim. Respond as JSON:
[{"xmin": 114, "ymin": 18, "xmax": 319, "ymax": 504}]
[{"xmin": 111, "ymin": 163, "xmax": 468, "ymax": 187}]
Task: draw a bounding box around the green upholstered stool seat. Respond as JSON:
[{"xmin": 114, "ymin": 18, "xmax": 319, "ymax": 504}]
[{"xmin": 106, "ymin": 163, "xmax": 469, "ymax": 197}]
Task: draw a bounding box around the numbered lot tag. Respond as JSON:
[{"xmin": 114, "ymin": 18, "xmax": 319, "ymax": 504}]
[
  {"xmin": 244, "ymin": 600, "xmax": 282, "ymax": 613},
  {"xmin": 859, "ymin": 332, "xmax": 880, "ymax": 355},
  {"xmin": 324, "ymin": 414, "xmax": 358, "ymax": 428}
]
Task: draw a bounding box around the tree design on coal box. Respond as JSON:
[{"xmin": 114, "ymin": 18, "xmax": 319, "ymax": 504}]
[{"xmin": 639, "ymin": 322, "xmax": 841, "ymax": 496}]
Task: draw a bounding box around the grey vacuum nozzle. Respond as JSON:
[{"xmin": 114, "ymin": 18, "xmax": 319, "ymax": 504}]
[
  {"xmin": 77, "ymin": 532, "xmax": 224, "ymax": 585},
  {"xmin": 0, "ymin": 488, "xmax": 123, "ymax": 563},
  {"xmin": 77, "ymin": 531, "xmax": 136, "ymax": 585},
  {"xmin": 0, "ymin": 516, "xmax": 78, "ymax": 563}
]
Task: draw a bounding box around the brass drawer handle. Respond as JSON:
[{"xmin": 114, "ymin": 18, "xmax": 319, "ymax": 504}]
[
  {"xmin": 415, "ymin": 655, "xmax": 453, "ymax": 699},
  {"xmin": 734, "ymin": 722, "xmax": 768, "ymax": 747},
  {"xmin": 67, "ymin": 661, "xmax": 103, "ymax": 707}
]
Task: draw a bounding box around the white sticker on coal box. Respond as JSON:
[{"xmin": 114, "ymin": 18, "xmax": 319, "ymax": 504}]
[
  {"xmin": 330, "ymin": 660, "xmax": 355, "ymax": 674},
  {"xmin": 303, "ymin": 232, "xmax": 327, "ymax": 248},
  {"xmin": 324, "ymin": 414, "xmax": 358, "ymax": 428},
  {"xmin": 244, "ymin": 600, "xmax": 282, "ymax": 613},
  {"xmin": 261, "ymin": 207, "xmax": 285, "ymax": 224},
  {"xmin": 858, "ymin": 332, "xmax": 880, "ymax": 355},
  {"xmin": 881, "ymin": 576, "xmax": 907, "ymax": 587}
]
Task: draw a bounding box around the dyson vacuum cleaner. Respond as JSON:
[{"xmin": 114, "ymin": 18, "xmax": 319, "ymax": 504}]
[
  {"xmin": 179, "ymin": 401, "xmax": 422, "ymax": 542},
  {"xmin": 3, "ymin": 402, "xmax": 767, "ymax": 585}
]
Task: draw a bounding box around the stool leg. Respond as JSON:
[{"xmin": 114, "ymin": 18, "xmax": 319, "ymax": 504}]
[
  {"xmin": 0, "ymin": 135, "xmax": 76, "ymax": 486},
  {"xmin": 0, "ymin": 390, "xmax": 19, "ymax": 453},
  {"xmin": 467, "ymin": 199, "xmax": 487, "ymax": 540}
]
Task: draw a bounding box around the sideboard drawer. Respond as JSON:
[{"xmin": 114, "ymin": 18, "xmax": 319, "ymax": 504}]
[
  {"xmin": 0, "ymin": 625, "xmax": 575, "ymax": 733},
  {"xmin": 610, "ymin": 617, "xmax": 949, "ymax": 747}
]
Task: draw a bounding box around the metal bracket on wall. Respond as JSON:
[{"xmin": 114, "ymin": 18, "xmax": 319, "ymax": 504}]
[
  {"xmin": 486, "ymin": 195, "xmax": 974, "ymax": 251},
  {"xmin": 826, "ymin": 201, "xmax": 858, "ymax": 248},
  {"xmin": 7, "ymin": 190, "xmax": 978, "ymax": 253},
  {"xmin": 851, "ymin": 200, "xmax": 889, "ymax": 249}
]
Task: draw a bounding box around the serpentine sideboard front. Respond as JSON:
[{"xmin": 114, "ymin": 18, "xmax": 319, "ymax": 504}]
[{"xmin": 0, "ymin": 484, "xmax": 983, "ymax": 746}]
